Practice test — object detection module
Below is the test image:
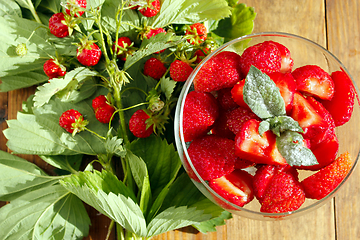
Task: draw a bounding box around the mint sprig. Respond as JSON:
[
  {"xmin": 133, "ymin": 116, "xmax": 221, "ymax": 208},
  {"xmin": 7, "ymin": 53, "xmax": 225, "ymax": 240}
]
[{"xmin": 243, "ymin": 66, "xmax": 318, "ymax": 167}]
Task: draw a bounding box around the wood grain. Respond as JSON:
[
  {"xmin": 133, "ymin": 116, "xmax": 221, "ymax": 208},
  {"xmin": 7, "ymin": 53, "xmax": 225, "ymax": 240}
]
[{"xmin": 1, "ymin": 0, "xmax": 360, "ymax": 239}]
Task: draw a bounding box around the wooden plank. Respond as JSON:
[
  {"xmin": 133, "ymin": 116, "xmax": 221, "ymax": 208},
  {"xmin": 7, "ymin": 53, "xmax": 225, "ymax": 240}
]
[{"xmin": 326, "ymin": 1, "xmax": 360, "ymax": 239}]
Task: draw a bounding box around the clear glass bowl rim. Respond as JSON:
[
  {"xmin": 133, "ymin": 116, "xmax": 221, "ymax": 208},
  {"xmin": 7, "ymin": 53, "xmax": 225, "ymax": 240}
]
[{"xmin": 174, "ymin": 31, "xmax": 360, "ymax": 218}]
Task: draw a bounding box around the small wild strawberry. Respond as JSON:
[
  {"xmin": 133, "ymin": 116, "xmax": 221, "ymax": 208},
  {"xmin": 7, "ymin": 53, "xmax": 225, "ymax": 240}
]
[
  {"xmin": 138, "ymin": 0, "xmax": 161, "ymax": 18},
  {"xmin": 65, "ymin": 0, "xmax": 87, "ymax": 17},
  {"xmin": 49, "ymin": 12, "xmax": 70, "ymax": 38},
  {"xmin": 59, "ymin": 109, "xmax": 88, "ymax": 135},
  {"xmin": 92, "ymin": 95, "xmax": 115, "ymax": 124},
  {"xmin": 144, "ymin": 27, "xmax": 166, "ymax": 39},
  {"xmin": 143, "ymin": 57, "xmax": 167, "ymax": 80},
  {"xmin": 185, "ymin": 23, "xmax": 207, "ymax": 45},
  {"xmin": 129, "ymin": 109, "xmax": 154, "ymax": 138},
  {"xmin": 193, "ymin": 48, "xmax": 210, "ymax": 64},
  {"xmin": 43, "ymin": 59, "xmax": 66, "ymax": 79},
  {"xmin": 77, "ymin": 40, "xmax": 102, "ymax": 66},
  {"xmin": 169, "ymin": 60, "xmax": 193, "ymax": 82},
  {"xmin": 112, "ymin": 36, "xmax": 134, "ymax": 61}
]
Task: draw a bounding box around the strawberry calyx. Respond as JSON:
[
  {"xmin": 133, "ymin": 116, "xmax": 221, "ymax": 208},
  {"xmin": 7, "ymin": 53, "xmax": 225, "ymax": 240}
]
[{"xmin": 71, "ymin": 115, "xmax": 89, "ymax": 136}]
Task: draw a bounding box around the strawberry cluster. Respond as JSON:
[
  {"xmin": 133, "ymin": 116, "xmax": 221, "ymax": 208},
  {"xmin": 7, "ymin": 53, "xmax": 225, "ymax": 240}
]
[{"xmin": 182, "ymin": 40, "xmax": 355, "ymax": 213}]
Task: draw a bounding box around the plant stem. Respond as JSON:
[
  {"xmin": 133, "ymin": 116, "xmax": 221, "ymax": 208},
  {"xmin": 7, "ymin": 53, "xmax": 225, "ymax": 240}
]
[
  {"xmin": 106, "ymin": 220, "xmax": 115, "ymax": 240},
  {"xmin": 27, "ymin": 0, "xmax": 42, "ymax": 24}
]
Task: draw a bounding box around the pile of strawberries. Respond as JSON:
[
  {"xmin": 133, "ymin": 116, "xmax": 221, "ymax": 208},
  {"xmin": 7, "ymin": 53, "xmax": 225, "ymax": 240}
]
[{"xmin": 182, "ymin": 40, "xmax": 355, "ymax": 213}]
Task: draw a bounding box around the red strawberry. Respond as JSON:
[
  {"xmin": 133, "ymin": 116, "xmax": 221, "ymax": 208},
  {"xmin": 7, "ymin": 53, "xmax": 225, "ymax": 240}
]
[
  {"xmin": 65, "ymin": 0, "xmax": 87, "ymax": 17},
  {"xmin": 43, "ymin": 59, "xmax": 66, "ymax": 79},
  {"xmin": 77, "ymin": 41, "xmax": 102, "ymax": 66},
  {"xmin": 271, "ymin": 41, "xmax": 294, "ymax": 73},
  {"xmin": 231, "ymin": 80, "xmax": 250, "ymax": 110},
  {"xmin": 185, "ymin": 135, "xmax": 237, "ymax": 181},
  {"xmin": 292, "ymin": 65, "xmax": 335, "ymax": 100},
  {"xmin": 239, "ymin": 41, "xmax": 282, "ymax": 76},
  {"xmin": 234, "ymin": 159, "xmax": 255, "ymax": 170},
  {"xmin": 95, "ymin": 104, "xmax": 115, "ymax": 124},
  {"xmin": 112, "ymin": 36, "xmax": 134, "ymax": 61},
  {"xmin": 138, "ymin": 0, "xmax": 161, "ymax": 17},
  {"xmin": 185, "ymin": 23, "xmax": 207, "ymax": 45},
  {"xmin": 290, "ymin": 93, "xmax": 334, "ymax": 146},
  {"xmin": 59, "ymin": 109, "xmax": 88, "ymax": 135},
  {"xmin": 92, "ymin": 95, "xmax": 108, "ymax": 110},
  {"xmin": 226, "ymin": 107, "xmax": 259, "ymax": 136},
  {"xmin": 209, "ymin": 169, "xmax": 254, "ymax": 209},
  {"xmin": 268, "ymin": 72, "xmax": 297, "ymax": 113},
  {"xmin": 253, "ymin": 164, "xmax": 299, "ymax": 203},
  {"xmin": 216, "ymin": 88, "xmax": 239, "ymax": 111},
  {"xmin": 194, "ymin": 51, "xmax": 242, "ymax": 92},
  {"xmin": 234, "ymin": 119, "xmax": 287, "ymax": 165},
  {"xmin": 301, "ymin": 152, "xmax": 352, "ymax": 200},
  {"xmin": 260, "ymin": 170, "xmax": 305, "ymax": 213},
  {"xmin": 143, "ymin": 57, "xmax": 167, "ymax": 80},
  {"xmin": 49, "ymin": 13, "xmax": 70, "ymax": 38},
  {"xmin": 320, "ymin": 70, "xmax": 356, "ymax": 126},
  {"xmin": 144, "ymin": 27, "xmax": 166, "ymax": 39},
  {"xmin": 92, "ymin": 95, "xmax": 115, "ymax": 124},
  {"xmin": 169, "ymin": 60, "xmax": 193, "ymax": 82},
  {"xmin": 211, "ymin": 109, "xmax": 236, "ymax": 140},
  {"xmin": 183, "ymin": 91, "xmax": 219, "ymax": 142},
  {"xmin": 193, "ymin": 48, "xmax": 211, "ymax": 64},
  {"xmin": 129, "ymin": 109, "xmax": 154, "ymax": 138}
]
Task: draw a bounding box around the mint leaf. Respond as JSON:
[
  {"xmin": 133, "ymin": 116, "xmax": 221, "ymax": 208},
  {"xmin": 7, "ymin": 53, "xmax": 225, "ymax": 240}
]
[
  {"xmin": 61, "ymin": 170, "xmax": 146, "ymax": 237},
  {"xmin": 269, "ymin": 116, "xmax": 303, "ymax": 137},
  {"xmin": 151, "ymin": 0, "xmax": 231, "ymax": 28},
  {"xmin": 258, "ymin": 120, "xmax": 271, "ymax": 136},
  {"xmin": 243, "ymin": 66, "xmax": 286, "ymax": 119},
  {"xmin": 33, "ymin": 67, "xmax": 98, "ymax": 107},
  {"xmin": 193, "ymin": 210, "xmax": 232, "ymax": 233},
  {"xmin": 146, "ymin": 206, "xmax": 211, "ymax": 237},
  {"xmin": 0, "ymin": 185, "xmax": 90, "ymax": 240},
  {"xmin": 277, "ymin": 131, "xmax": 318, "ymax": 166},
  {"xmin": 213, "ymin": 3, "xmax": 256, "ymax": 42},
  {"xmin": 0, "ymin": 150, "xmax": 60, "ymax": 201}
]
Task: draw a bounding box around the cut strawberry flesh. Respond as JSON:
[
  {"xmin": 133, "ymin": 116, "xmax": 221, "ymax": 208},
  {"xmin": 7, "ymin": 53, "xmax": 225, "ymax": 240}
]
[{"xmin": 268, "ymin": 72, "xmax": 297, "ymax": 113}]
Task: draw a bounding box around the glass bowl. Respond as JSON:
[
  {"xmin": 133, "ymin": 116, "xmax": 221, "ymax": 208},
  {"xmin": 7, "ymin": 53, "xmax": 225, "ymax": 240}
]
[{"xmin": 174, "ymin": 32, "xmax": 360, "ymax": 220}]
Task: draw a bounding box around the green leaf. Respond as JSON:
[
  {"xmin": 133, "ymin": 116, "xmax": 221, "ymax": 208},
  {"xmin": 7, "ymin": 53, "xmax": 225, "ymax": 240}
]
[
  {"xmin": 151, "ymin": 0, "xmax": 231, "ymax": 28},
  {"xmin": 213, "ymin": 3, "xmax": 256, "ymax": 42},
  {"xmin": 277, "ymin": 131, "xmax": 319, "ymax": 166},
  {"xmin": 160, "ymin": 76, "xmax": 177, "ymax": 100},
  {"xmin": 4, "ymin": 98, "xmax": 109, "ymax": 156},
  {"xmin": 0, "ymin": 0, "xmax": 22, "ymax": 17},
  {"xmin": 37, "ymin": 0, "xmax": 62, "ymax": 14},
  {"xmin": 0, "ymin": 15, "xmax": 55, "ymax": 91},
  {"xmin": 61, "ymin": 170, "xmax": 147, "ymax": 237},
  {"xmin": 0, "ymin": 185, "xmax": 90, "ymax": 240},
  {"xmin": 146, "ymin": 206, "xmax": 211, "ymax": 237},
  {"xmin": 33, "ymin": 67, "xmax": 98, "ymax": 107},
  {"xmin": 127, "ymin": 151, "xmax": 152, "ymax": 214},
  {"xmin": 268, "ymin": 116, "xmax": 303, "ymax": 137},
  {"xmin": 105, "ymin": 136, "xmax": 126, "ymax": 157},
  {"xmin": 258, "ymin": 120, "xmax": 271, "ymax": 136},
  {"xmin": 193, "ymin": 210, "xmax": 232, "ymax": 233},
  {"xmin": 243, "ymin": 66, "xmax": 286, "ymax": 119},
  {"xmin": 124, "ymin": 32, "xmax": 182, "ymax": 71},
  {"xmin": 40, "ymin": 154, "xmax": 83, "ymax": 172},
  {"xmin": 129, "ymin": 136, "xmax": 182, "ymax": 198},
  {"xmin": 0, "ymin": 150, "xmax": 60, "ymax": 201}
]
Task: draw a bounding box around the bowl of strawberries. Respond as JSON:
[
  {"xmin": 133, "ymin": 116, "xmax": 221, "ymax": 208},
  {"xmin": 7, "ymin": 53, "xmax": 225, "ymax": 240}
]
[{"xmin": 174, "ymin": 32, "xmax": 359, "ymax": 220}]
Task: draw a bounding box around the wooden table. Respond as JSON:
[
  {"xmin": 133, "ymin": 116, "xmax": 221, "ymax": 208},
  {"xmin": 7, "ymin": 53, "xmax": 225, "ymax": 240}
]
[{"xmin": 1, "ymin": 0, "xmax": 359, "ymax": 239}]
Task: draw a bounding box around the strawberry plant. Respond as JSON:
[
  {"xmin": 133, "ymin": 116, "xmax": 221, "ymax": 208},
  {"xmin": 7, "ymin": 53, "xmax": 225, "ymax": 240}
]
[{"xmin": 0, "ymin": 0, "xmax": 256, "ymax": 239}]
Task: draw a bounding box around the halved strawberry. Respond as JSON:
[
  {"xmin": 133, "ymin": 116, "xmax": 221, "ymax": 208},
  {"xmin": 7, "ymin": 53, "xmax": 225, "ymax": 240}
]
[
  {"xmin": 292, "ymin": 65, "xmax": 335, "ymax": 100},
  {"xmin": 239, "ymin": 41, "xmax": 282, "ymax": 76},
  {"xmin": 271, "ymin": 41, "xmax": 294, "ymax": 73},
  {"xmin": 260, "ymin": 170, "xmax": 305, "ymax": 213},
  {"xmin": 183, "ymin": 91, "xmax": 219, "ymax": 142},
  {"xmin": 186, "ymin": 135, "xmax": 237, "ymax": 181},
  {"xmin": 209, "ymin": 169, "xmax": 254, "ymax": 209},
  {"xmin": 301, "ymin": 152, "xmax": 352, "ymax": 200},
  {"xmin": 231, "ymin": 80, "xmax": 250, "ymax": 110},
  {"xmin": 194, "ymin": 51, "xmax": 242, "ymax": 92},
  {"xmin": 253, "ymin": 164, "xmax": 299, "ymax": 203},
  {"xmin": 268, "ymin": 72, "xmax": 297, "ymax": 113},
  {"xmin": 290, "ymin": 93, "xmax": 332, "ymax": 146},
  {"xmin": 320, "ymin": 70, "xmax": 356, "ymax": 126},
  {"xmin": 234, "ymin": 119, "xmax": 287, "ymax": 165}
]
